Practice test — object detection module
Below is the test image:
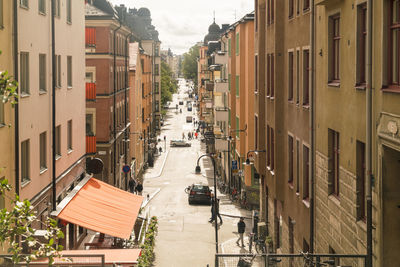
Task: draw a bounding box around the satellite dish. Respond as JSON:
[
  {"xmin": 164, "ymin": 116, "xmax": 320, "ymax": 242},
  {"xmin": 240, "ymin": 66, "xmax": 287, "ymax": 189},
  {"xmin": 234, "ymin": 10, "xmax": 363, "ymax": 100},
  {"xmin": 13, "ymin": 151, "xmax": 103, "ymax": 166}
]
[{"xmin": 87, "ymin": 158, "xmax": 104, "ymax": 174}]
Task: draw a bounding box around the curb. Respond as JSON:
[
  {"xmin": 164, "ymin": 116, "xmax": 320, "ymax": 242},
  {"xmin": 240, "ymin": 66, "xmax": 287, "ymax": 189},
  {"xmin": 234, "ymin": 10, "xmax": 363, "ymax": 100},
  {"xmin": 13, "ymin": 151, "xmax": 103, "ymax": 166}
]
[
  {"xmin": 145, "ymin": 150, "xmax": 170, "ymax": 179},
  {"xmin": 141, "ymin": 188, "xmax": 161, "ymax": 208}
]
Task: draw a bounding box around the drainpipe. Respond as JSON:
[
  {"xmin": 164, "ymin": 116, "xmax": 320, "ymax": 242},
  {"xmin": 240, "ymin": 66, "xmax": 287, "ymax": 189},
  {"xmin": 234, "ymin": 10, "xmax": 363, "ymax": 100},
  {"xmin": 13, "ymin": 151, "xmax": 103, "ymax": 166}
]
[
  {"xmin": 113, "ymin": 20, "xmax": 122, "ymax": 187},
  {"xmin": 366, "ymin": 0, "xmax": 373, "ymax": 266},
  {"xmin": 310, "ymin": 0, "xmax": 315, "ymax": 253},
  {"xmin": 51, "ymin": 0, "xmax": 56, "ymax": 211},
  {"xmin": 124, "ymin": 32, "xmax": 132, "ymax": 190},
  {"xmin": 13, "ymin": 0, "xmax": 19, "ymax": 196}
]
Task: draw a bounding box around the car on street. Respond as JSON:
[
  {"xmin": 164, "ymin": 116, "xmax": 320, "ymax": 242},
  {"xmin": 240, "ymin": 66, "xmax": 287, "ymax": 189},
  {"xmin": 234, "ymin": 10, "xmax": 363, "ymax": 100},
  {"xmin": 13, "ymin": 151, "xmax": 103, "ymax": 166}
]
[
  {"xmin": 186, "ymin": 116, "xmax": 193, "ymax": 123},
  {"xmin": 187, "ymin": 104, "xmax": 192, "ymax": 111},
  {"xmin": 179, "ymin": 101, "xmax": 184, "ymax": 105},
  {"xmin": 170, "ymin": 140, "xmax": 191, "ymax": 147},
  {"xmin": 186, "ymin": 183, "xmax": 212, "ymax": 205}
]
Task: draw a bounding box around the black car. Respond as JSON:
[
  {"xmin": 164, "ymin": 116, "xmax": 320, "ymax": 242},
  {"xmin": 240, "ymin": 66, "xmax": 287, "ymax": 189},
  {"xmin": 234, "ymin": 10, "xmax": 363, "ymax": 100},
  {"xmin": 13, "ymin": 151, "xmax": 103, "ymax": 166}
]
[
  {"xmin": 187, "ymin": 184, "xmax": 212, "ymax": 205},
  {"xmin": 179, "ymin": 101, "xmax": 184, "ymax": 105}
]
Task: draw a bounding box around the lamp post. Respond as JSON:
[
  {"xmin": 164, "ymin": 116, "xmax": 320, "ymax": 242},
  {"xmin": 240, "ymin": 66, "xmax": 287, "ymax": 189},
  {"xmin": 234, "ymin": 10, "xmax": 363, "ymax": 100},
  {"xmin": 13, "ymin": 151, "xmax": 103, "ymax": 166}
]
[{"xmin": 195, "ymin": 154, "xmax": 218, "ymax": 253}]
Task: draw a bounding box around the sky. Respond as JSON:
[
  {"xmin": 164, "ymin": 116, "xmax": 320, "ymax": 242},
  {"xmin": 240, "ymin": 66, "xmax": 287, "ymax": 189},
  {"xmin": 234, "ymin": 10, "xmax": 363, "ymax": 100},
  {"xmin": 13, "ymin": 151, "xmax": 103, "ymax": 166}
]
[{"xmin": 111, "ymin": 0, "xmax": 254, "ymax": 55}]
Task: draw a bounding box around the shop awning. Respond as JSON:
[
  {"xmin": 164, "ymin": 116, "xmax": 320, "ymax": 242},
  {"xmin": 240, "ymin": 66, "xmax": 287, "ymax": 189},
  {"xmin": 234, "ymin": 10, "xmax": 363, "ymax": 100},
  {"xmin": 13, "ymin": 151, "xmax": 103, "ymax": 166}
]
[
  {"xmin": 52, "ymin": 177, "xmax": 143, "ymax": 239},
  {"xmin": 30, "ymin": 249, "xmax": 141, "ymax": 265}
]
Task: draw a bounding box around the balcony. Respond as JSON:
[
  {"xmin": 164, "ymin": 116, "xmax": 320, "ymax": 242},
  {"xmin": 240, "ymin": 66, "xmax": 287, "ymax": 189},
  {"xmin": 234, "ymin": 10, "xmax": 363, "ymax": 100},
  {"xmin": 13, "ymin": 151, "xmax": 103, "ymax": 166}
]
[
  {"xmin": 86, "ymin": 83, "xmax": 96, "ymax": 101},
  {"xmin": 206, "ymin": 81, "xmax": 214, "ymax": 91},
  {"xmin": 205, "ymin": 102, "xmax": 213, "ymax": 109},
  {"xmin": 215, "ymin": 107, "xmax": 228, "ymax": 121},
  {"xmin": 215, "ymin": 79, "xmax": 228, "ymax": 93},
  {"xmin": 201, "ymin": 92, "xmax": 212, "ymax": 100},
  {"xmin": 215, "ymin": 51, "xmax": 228, "ymax": 65},
  {"xmin": 86, "ymin": 136, "xmax": 96, "ymax": 154}
]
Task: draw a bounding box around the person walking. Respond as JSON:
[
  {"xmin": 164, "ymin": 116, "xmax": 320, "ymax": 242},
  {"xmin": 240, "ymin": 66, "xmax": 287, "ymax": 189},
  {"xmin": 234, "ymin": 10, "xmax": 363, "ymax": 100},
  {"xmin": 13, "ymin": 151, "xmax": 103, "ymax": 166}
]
[
  {"xmin": 209, "ymin": 197, "xmax": 223, "ymax": 224},
  {"xmin": 128, "ymin": 178, "xmax": 136, "ymax": 194},
  {"xmin": 182, "ymin": 132, "xmax": 185, "ymax": 139},
  {"xmin": 135, "ymin": 182, "xmax": 143, "ymax": 195},
  {"xmin": 236, "ymin": 217, "xmax": 246, "ymax": 247}
]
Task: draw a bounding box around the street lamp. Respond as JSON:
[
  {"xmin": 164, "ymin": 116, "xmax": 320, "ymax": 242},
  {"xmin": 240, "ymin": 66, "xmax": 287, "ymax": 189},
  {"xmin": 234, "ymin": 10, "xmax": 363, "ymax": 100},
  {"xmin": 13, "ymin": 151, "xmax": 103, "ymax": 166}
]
[
  {"xmin": 195, "ymin": 154, "xmax": 219, "ymax": 253},
  {"xmin": 243, "ymin": 150, "xmax": 267, "ymax": 166}
]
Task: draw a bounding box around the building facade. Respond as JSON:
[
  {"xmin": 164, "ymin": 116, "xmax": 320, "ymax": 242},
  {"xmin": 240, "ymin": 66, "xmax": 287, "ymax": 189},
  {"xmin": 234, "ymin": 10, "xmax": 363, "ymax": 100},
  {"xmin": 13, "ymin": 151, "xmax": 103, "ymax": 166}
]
[{"xmin": 85, "ymin": 1, "xmax": 131, "ymax": 190}]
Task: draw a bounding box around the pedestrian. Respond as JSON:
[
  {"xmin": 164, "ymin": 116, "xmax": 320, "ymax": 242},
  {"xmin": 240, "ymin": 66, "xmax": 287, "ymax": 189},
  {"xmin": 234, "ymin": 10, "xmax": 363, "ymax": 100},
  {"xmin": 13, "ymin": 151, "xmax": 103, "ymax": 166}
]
[
  {"xmin": 128, "ymin": 178, "xmax": 136, "ymax": 194},
  {"xmin": 209, "ymin": 197, "xmax": 223, "ymax": 224},
  {"xmin": 182, "ymin": 132, "xmax": 185, "ymax": 140},
  {"xmin": 195, "ymin": 132, "xmax": 198, "ymax": 139},
  {"xmin": 135, "ymin": 182, "xmax": 143, "ymax": 195},
  {"xmin": 236, "ymin": 217, "xmax": 246, "ymax": 247}
]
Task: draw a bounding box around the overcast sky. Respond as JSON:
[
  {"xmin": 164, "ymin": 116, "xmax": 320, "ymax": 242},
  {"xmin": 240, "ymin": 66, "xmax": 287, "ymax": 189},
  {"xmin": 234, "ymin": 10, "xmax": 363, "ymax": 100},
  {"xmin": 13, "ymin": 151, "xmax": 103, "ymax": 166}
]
[{"xmin": 110, "ymin": 0, "xmax": 254, "ymax": 55}]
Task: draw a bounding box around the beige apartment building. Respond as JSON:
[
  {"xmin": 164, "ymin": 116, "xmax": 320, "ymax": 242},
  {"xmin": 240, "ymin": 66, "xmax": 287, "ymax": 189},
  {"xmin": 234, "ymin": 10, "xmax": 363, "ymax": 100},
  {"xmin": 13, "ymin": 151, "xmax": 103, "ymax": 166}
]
[{"xmin": 16, "ymin": 0, "xmax": 86, "ymax": 249}]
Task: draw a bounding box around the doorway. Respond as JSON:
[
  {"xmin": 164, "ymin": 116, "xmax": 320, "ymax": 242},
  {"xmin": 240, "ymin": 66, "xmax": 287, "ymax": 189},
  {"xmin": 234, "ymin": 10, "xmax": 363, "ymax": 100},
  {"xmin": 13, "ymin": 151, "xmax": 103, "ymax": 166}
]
[{"xmin": 382, "ymin": 145, "xmax": 400, "ymax": 265}]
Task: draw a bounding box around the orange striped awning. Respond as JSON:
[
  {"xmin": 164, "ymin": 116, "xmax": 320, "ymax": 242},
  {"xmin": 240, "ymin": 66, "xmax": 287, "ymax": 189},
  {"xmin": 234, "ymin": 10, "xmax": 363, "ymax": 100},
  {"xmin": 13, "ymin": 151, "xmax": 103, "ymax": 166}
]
[{"xmin": 53, "ymin": 177, "xmax": 143, "ymax": 239}]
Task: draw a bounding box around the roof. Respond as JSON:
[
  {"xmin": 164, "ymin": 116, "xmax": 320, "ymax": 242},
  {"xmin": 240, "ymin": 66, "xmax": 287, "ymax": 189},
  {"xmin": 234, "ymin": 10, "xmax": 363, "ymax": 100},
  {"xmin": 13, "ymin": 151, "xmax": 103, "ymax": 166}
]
[{"xmin": 52, "ymin": 177, "xmax": 143, "ymax": 239}]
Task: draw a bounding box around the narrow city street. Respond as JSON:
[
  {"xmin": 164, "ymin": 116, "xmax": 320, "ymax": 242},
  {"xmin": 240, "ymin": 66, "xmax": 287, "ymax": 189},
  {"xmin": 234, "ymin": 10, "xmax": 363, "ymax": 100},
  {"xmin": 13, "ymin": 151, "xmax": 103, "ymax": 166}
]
[{"xmin": 141, "ymin": 79, "xmax": 253, "ymax": 267}]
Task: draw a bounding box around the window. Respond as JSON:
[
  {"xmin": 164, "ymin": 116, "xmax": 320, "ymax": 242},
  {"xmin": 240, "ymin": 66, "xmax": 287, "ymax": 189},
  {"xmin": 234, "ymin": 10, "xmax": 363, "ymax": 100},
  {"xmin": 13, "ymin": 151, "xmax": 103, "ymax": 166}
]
[
  {"xmin": 296, "ymin": 50, "xmax": 300, "ymax": 104},
  {"xmin": 67, "ymin": 56, "xmax": 72, "ymax": 87},
  {"xmin": 39, "ymin": 54, "xmax": 46, "ymax": 92},
  {"xmin": 357, "ymin": 4, "xmax": 367, "ymax": 86},
  {"xmin": 228, "ymin": 108, "xmax": 231, "ymax": 125},
  {"xmin": 297, "ymin": 0, "xmax": 300, "ymax": 15},
  {"xmin": 271, "ymin": 54, "xmax": 275, "ymax": 97},
  {"xmin": 329, "ymin": 246, "xmax": 340, "ymax": 266},
  {"xmin": 39, "ymin": 132, "xmax": 46, "ymax": 170},
  {"xmin": 155, "ymin": 45, "xmax": 159, "ymax": 56},
  {"xmin": 55, "ymin": 125, "xmax": 61, "ymax": 157},
  {"xmin": 274, "ymin": 200, "xmax": 281, "ymax": 248},
  {"xmin": 236, "ymin": 75, "xmax": 240, "ymax": 96},
  {"xmin": 303, "ymin": 145, "xmax": 310, "ymax": 200},
  {"xmin": 328, "ymin": 129, "xmax": 340, "ymax": 196},
  {"xmin": 388, "ymin": 0, "xmax": 400, "ymax": 87},
  {"xmin": 255, "ymin": 55, "xmax": 258, "ymax": 92},
  {"xmin": 39, "ymin": 0, "xmax": 45, "ymax": 14},
  {"xmin": 154, "ymin": 64, "xmax": 159, "ymax": 75},
  {"xmin": 271, "ymin": 128, "xmax": 275, "ymax": 171},
  {"xmin": 20, "ymin": 0, "xmax": 28, "ymax": 8},
  {"xmin": 228, "ymin": 39, "xmax": 231, "ymax": 56},
  {"xmin": 67, "ymin": 120, "xmax": 72, "ymax": 151},
  {"xmin": 303, "ymin": 49, "xmax": 310, "ymax": 105},
  {"xmin": 288, "ymin": 135, "xmax": 294, "ymax": 184},
  {"xmin": 66, "ymin": 0, "xmax": 71, "ymax": 23},
  {"xmin": 236, "ymin": 117, "xmax": 239, "ymax": 138},
  {"xmin": 228, "ymin": 74, "xmax": 231, "ymax": 91},
  {"xmin": 21, "ymin": 139, "xmax": 30, "ymax": 183},
  {"xmin": 236, "ymin": 33, "xmax": 240, "ymax": 55},
  {"xmin": 288, "ymin": 51, "xmax": 294, "ymax": 101},
  {"xmin": 267, "ymin": 125, "xmax": 271, "ymax": 166},
  {"xmin": 304, "ymin": 0, "xmax": 310, "ymax": 11},
  {"xmin": 267, "ymin": 54, "xmax": 271, "ymax": 96},
  {"xmin": 0, "ymin": 0, "xmax": 3, "ymax": 28},
  {"xmin": 20, "ymin": 52, "xmax": 30, "ymax": 94},
  {"xmin": 255, "ymin": 115, "xmax": 258, "ymax": 150},
  {"xmin": 54, "ymin": 0, "xmax": 60, "ymax": 17},
  {"xmin": 86, "ymin": 114, "xmax": 94, "ymax": 136},
  {"xmin": 303, "ymin": 239, "xmax": 310, "ymax": 253},
  {"xmin": 329, "ymin": 14, "xmax": 340, "ymax": 83},
  {"xmin": 289, "ymin": 0, "xmax": 294, "ymax": 18},
  {"xmin": 85, "ymin": 28, "xmax": 96, "ymax": 47},
  {"xmin": 289, "ymin": 217, "xmax": 295, "ymax": 267},
  {"xmin": 296, "ymin": 139, "xmax": 300, "ymax": 193},
  {"xmin": 55, "ymin": 55, "xmax": 61, "ymax": 87},
  {"xmin": 155, "ymin": 100, "xmax": 159, "ymax": 112},
  {"xmin": 356, "ymin": 141, "xmax": 366, "ymax": 221},
  {"xmin": 154, "ymin": 82, "xmax": 159, "ymax": 94},
  {"xmin": 0, "ymin": 100, "xmax": 4, "ymax": 125},
  {"xmin": 267, "ymin": 0, "xmax": 274, "ymax": 24}
]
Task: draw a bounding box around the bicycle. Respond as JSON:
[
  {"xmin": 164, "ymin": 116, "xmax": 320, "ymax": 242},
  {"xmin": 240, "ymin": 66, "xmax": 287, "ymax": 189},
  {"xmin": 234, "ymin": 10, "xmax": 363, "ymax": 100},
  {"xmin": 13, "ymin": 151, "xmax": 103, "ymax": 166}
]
[
  {"xmin": 240, "ymin": 197, "xmax": 251, "ymax": 210},
  {"xmin": 254, "ymin": 238, "xmax": 266, "ymax": 254},
  {"xmin": 301, "ymin": 252, "xmax": 335, "ymax": 267},
  {"xmin": 237, "ymin": 255, "xmax": 256, "ymax": 267}
]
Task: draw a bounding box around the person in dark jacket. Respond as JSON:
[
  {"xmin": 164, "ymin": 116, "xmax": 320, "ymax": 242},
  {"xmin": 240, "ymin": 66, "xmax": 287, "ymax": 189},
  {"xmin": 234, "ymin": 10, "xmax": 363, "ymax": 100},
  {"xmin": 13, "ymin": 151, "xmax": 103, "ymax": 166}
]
[
  {"xmin": 209, "ymin": 197, "xmax": 223, "ymax": 224},
  {"xmin": 236, "ymin": 217, "xmax": 246, "ymax": 247},
  {"xmin": 128, "ymin": 178, "xmax": 136, "ymax": 194},
  {"xmin": 135, "ymin": 182, "xmax": 143, "ymax": 195}
]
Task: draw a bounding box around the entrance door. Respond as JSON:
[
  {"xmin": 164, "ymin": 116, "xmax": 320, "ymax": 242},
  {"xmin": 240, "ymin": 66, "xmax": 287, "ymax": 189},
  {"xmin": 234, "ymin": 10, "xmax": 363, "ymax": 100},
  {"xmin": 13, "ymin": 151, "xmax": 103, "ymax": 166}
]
[{"xmin": 382, "ymin": 146, "xmax": 400, "ymax": 265}]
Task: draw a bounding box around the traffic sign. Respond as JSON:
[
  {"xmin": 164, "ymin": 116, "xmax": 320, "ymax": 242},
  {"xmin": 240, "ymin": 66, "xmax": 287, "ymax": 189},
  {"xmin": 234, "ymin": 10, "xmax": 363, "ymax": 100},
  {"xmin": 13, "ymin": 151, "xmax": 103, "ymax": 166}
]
[
  {"xmin": 232, "ymin": 160, "xmax": 238, "ymax": 170},
  {"xmin": 122, "ymin": 165, "xmax": 131, "ymax": 173}
]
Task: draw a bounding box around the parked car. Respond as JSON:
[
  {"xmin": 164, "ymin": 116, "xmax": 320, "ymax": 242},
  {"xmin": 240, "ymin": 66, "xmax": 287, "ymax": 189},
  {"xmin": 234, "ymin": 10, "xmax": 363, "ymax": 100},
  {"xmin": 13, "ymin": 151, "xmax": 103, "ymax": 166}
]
[
  {"xmin": 179, "ymin": 101, "xmax": 184, "ymax": 105},
  {"xmin": 170, "ymin": 140, "xmax": 191, "ymax": 147},
  {"xmin": 187, "ymin": 104, "xmax": 192, "ymax": 112},
  {"xmin": 186, "ymin": 183, "xmax": 212, "ymax": 205},
  {"xmin": 186, "ymin": 116, "xmax": 193, "ymax": 123}
]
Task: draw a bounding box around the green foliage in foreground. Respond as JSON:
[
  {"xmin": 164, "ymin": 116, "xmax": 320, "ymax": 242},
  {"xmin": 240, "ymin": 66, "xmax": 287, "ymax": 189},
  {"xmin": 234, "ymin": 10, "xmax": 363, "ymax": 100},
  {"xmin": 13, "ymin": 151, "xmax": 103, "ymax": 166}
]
[{"xmin": 137, "ymin": 216, "xmax": 158, "ymax": 267}]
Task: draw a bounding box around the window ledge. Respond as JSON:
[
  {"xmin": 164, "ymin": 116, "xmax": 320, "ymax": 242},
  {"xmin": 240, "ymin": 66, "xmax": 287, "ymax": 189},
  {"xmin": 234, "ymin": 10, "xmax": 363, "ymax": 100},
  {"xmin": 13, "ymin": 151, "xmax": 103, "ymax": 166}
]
[
  {"xmin": 21, "ymin": 179, "xmax": 31, "ymax": 188},
  {"xmin": 356, "ymin": 219, "xmax": 367, "ymax": 231},
  {"xmin": 55, "ymin": 155, "xmax": 61, "ymax": 160},
  {"xmin": 39, "ymin": 168, "xmax": 48, "ymax": 175},
  {"xmin": 39, "ymin": 11, "xmax": 46, "ymax": 16},
  {"xmin": 296, "ymin": 192, "xmax": 300, "ymax": 197},
  {"xmin": 355, "ymin": 84, "xmax": 366, "ymax": 90},
  {"xmin": 20, "ymin": 93, "xmax": 30, "ymax": 98},
  {"xmin": 328, "ymin": 82, "xmax": 340, "ymax": 88},
  {"xmin": 20, "ymin": 5, "xmax": 29, "ymax": 10},
  {"xmin": 303, "ymin": 8, "xmax": 311, "ymax": 14},
  {"xmin": 270, "ymin": 170, "xmax": 275, "ymax": 176},
  {"xmin": 382, "ymin": 85, "xmax": 400, "ymax": 93},
  {"xmin": 39, "ymin": 90, "xmax": 47, "ymax": 95},
  {"xmin": 0, "ymin": 123, "xmax": 6, "ymax": 129},
  {"xmin": 328, "ymin": 194, "xmax": 341, "ymax": 206},
  {"xmin": 67, "ymin": 149, "xmax": 73, "ymax": 154},
  {"xmin": 67, "ymin": 86, "xmax": 73, "ymax": 90},
  {"xmin": 288, "ymin": 99, "xmax": 294, "ymax": 104},
  {"xmin": 302, "ymin": 105, "xmax": 310, "ymax": 110},
  {"xmin": 0, "ymin": 26, "xmax": 4, "ymax": 30},
  {"xmin": 288, "ymin": 182, "xmax": 294, "ymax": 189},
  {"xmin": 288, "ymin": 16, "xmax": 294, "ymax": 21},
  {"xmin": 270, "ymin": 97, "xmax": 275, "ymax": 100},
  {"xmin": 67, "ymin": 21, "xmax": 72, "ymax": 25},
  {"xmin": 302, "ymin": 199, "xmax": 310, "ymax": 208}
]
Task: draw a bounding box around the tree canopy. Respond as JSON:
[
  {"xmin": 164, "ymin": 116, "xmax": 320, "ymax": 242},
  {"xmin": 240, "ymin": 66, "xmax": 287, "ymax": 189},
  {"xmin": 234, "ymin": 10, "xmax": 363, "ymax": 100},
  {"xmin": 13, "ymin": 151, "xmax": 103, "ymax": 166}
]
[
  {"xmin": 181, "ymin": 44, "xmax": 199, "ymax": 86},
  {"xmin": 161, "ymin": 61, "xmax": 177, "ymax": 108}
]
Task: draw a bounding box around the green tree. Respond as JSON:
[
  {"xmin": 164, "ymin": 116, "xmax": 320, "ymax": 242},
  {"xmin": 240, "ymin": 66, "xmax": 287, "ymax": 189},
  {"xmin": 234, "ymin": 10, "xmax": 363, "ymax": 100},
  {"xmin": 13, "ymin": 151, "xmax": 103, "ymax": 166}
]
[
  {"xmin": 161, "ymin": 60, "xmax": 177, "ymax": 108},
  {"xmin": 181, "ymin": 44, "xmax": 199, "ymax": 86},
  {"xmin": 0, "ymin": 51, "xmax": 64, "ymax": 265}
]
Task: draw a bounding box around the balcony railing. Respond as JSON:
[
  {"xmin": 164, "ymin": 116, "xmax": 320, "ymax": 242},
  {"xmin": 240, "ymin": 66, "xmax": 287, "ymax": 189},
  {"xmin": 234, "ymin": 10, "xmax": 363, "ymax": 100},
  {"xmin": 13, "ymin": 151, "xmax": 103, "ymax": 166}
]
[
  {"xmin": 86, "ymin": 135, "xmax": 96, "ymax": 154},
  {"xmin": 215, "ymin": 51, "xmax": 228, "ymax": 65},
  {"xmin": 205, "ymin": 81, "xmax": 214, "ymax": 91},
  {"xmin": 215, "ymin": 79, "xmax": 228, "ymax": 93},
  {"xmin": 86, "ymin": 83, "xmax": 96, "ymax": 100}
]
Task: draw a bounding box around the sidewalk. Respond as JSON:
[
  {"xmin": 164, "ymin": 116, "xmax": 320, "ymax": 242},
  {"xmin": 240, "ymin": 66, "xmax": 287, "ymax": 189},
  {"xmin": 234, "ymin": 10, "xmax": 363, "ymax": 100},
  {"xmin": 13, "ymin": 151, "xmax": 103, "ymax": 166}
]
[
  {"xmin": 220, "ymin": 236, "xmax": 264, "ymax": 267},
  {"xmin": 142, "ymin": 149, "xmax": 169, "ymax": 179}
]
